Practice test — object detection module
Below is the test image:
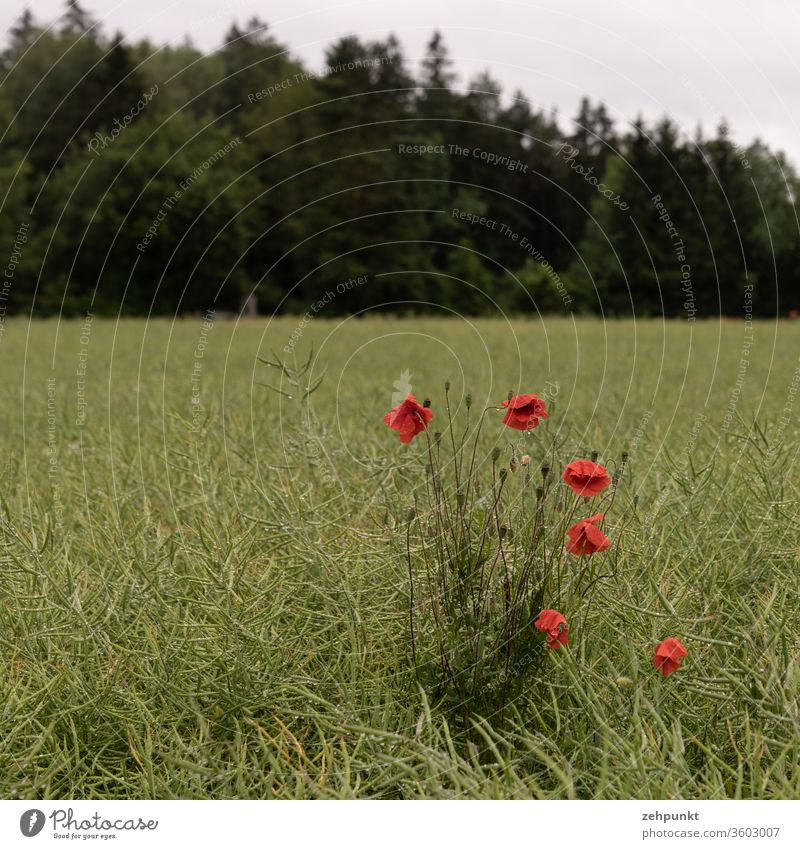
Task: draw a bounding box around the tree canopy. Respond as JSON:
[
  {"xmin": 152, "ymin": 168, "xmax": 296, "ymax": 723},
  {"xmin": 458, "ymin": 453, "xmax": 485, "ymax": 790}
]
[{"xmin": 1, "ymin": 3, "xmax": 797, "ymax": 317}]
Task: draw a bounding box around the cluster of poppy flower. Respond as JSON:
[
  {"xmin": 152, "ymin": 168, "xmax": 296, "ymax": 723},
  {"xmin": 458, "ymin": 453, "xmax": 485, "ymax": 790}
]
[
  {"xmin": 383, "ymin": 393, "xmax": 613, "ymax": 555},
  {"xmin": 384, "ymin": 392, "xmax": 689, "ymax": 678},
  {"xmin": 382, "ymin": 391, "xmax": 547, "ymax": 443}
]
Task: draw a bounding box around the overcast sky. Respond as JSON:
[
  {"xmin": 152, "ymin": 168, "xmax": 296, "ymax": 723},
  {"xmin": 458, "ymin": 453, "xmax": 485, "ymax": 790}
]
[{"xmin": 5, "ymin": 0, "xmax": 800, "ymax": 164}]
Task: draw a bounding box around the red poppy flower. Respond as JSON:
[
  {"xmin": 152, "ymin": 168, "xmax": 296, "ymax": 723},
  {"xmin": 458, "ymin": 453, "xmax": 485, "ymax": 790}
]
[
  {"xmin": 563, "ymin": 459, "xmax": 611, "ymax": 497},
  {"xmin": 500, "ymin": 393, "xmax": 548, "ymax": 431},
  {"xmin": 534, "ymin": 609, "xmax": 568, "ymax": 648},
  {"xmin": 653, "ymin": 637, "xmax": 687, "ymax": 677},
  {"xmin": 566, "ymin": 513, "xmax": 610, "ymax": 555},
  {"xmin": 383, "ymin": 393, "xmax": 433, "ymax": 444}
]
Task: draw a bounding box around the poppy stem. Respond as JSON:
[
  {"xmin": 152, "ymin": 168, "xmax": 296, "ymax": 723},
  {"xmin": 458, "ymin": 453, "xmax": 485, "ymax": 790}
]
[{"xmin": 405, "ymin": 516, "xmax": 417, "ymax": 670}]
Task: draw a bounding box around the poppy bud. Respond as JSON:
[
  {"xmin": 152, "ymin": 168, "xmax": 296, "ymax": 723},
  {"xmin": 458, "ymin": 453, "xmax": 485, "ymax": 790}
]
[
  {"xmin": 535, "ymin": 485, "xmax": 544, "ymax": 501},
  {"xmin": 491, "ymin": 447, "xmax": 501, "ymax": 462},
  {"xmin": 499, "ymin": 526, "xmax": 508, "ymax": 540},
  {"xmin": 521, "ymin": 454, "xmax": 531, "ymax": 466},
  {"xmin": 456, "ymin": 492, "xmax": 465, "ymax": 507},
  {"xmin": 444, "ymin": 380, "xmax": 451, "ymax": 392},
  {"xmin": 434, "ymin": 431, "xmax": 442, "ymax": 444},
  {"xmin": 407, "ymin": 508, "xmax": 416, "ymax": 522},
  {"xmin": 541, "ymin": 464, "xmax": 550, "ymax": 479},
  {"xmin": 590, "ymin": 450, "xmax": 599, "ymax": 462},
  {"xmin": 509, "ymin": 458, "xmax": 517, "ymax": 472},
  {"xmin": 508, "ymin": 390, "xmax": 514, "ymax": 401},
  {"xmin": 465, "ymin": 394, "xmax": 472, "ymax": 409},
  {"xmin": 423, "ymin": 398, "xmax": 431, "ymax": 408},
  {"xmin": 621, "ymin": 451, "xmax": 629, "ymax": 463},
  {"xmin": 499, "ymin": 468, "xmax": 508, "ymax": 483}
]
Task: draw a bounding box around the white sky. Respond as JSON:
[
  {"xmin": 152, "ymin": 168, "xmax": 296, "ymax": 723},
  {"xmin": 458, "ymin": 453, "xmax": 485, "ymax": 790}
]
[{"xmin": 4, "ymin": 0, "xmax": 800, "ymax": 164}]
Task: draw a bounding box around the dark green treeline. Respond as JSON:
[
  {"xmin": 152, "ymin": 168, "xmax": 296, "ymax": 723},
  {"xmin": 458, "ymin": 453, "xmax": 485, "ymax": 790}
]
[{"xmin": 1, "ymin": 2, "xmax": 798, "ymax": 317}]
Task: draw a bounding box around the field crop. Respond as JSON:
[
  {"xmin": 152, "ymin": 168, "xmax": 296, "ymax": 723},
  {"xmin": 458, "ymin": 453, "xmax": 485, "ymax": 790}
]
[{"xmin": 0, "ymin": 316, "xmax": 798, "ymax": 799}]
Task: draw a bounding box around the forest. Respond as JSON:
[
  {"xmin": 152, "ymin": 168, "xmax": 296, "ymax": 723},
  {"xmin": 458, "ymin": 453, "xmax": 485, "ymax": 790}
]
[{"xmin": 1, "ymin": 1, "xmax": 798, "ymax": 317}]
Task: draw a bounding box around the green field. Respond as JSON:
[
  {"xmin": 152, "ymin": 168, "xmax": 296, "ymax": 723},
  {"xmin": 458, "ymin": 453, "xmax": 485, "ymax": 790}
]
[{"xmin": 1, "ymin": 316, "xmax": 799, "ymax": 799}]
